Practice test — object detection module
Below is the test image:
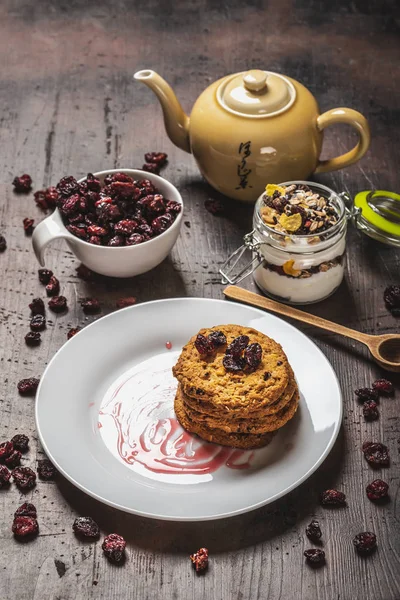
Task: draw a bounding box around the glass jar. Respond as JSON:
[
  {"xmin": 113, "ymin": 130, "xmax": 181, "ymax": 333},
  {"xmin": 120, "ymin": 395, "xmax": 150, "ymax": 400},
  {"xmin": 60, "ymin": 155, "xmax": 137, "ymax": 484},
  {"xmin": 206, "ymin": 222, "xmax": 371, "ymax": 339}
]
[{"xmin": 221, "ymin": 181, "xmax": 347, "ymax": 305}]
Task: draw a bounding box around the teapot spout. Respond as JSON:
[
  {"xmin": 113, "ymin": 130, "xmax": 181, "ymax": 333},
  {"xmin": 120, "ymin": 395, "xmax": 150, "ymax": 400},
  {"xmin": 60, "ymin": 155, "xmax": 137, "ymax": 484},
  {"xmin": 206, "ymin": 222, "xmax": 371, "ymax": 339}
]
[{"xmin": 134, "ymin": 70, "xmax": 191, "ymax": 154}]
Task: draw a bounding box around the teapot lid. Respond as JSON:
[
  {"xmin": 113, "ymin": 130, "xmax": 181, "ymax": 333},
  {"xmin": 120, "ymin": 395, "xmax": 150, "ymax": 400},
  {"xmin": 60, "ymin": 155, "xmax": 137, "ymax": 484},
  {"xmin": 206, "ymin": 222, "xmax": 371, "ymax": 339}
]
[{"xmin": 217, "ymin": 70, "xmax": 296, "ymax": 118}]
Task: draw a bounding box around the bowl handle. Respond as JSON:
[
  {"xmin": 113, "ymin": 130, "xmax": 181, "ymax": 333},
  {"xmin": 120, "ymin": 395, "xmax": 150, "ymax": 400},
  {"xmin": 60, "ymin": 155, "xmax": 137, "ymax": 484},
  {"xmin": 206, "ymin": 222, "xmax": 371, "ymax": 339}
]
[
  {"xmin": 315, "ymin": 108, "xmax": 370, "ymax": 173},
  {"xmin": 32, "ymin": 212, "xmax": 73, "ymax": 266}
]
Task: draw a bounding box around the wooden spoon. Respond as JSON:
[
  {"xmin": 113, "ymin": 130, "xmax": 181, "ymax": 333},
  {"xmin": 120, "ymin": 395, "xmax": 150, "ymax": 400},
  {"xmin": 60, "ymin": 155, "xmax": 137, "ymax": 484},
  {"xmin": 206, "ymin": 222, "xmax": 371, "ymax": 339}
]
[{"xmin": 224, "ymin": 285, "xmax": 400, "ymax": 372}]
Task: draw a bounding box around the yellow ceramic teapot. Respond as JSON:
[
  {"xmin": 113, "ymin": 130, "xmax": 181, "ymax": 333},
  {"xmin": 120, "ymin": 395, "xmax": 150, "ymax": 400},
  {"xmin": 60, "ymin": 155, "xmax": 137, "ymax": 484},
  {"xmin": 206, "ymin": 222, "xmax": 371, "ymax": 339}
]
[{"xmin": 134, "ymin": 69, "xmax": 370, "ymax": 202}]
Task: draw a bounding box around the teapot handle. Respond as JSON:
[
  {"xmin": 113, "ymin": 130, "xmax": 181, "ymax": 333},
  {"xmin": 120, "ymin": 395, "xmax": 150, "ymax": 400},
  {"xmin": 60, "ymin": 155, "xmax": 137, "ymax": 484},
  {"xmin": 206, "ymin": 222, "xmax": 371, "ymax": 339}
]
[{"xmin": 315, "ymin": 108, "xmax": 370, "ymax": 173}]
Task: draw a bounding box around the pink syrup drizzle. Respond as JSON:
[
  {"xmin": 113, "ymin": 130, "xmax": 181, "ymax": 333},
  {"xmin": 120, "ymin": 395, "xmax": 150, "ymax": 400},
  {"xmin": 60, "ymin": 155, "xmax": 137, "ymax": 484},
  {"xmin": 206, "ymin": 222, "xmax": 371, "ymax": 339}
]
[{"xmin": 99, "ymin": 366, "xmax": 255, "ymax": 476}]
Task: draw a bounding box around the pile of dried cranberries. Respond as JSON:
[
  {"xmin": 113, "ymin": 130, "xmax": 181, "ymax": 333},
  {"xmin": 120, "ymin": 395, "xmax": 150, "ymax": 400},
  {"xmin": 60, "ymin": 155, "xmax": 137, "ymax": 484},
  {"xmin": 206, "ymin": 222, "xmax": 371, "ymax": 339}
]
[{"xmin": 55, "ymin": 171, "xmax": 181, "ymax": 247}]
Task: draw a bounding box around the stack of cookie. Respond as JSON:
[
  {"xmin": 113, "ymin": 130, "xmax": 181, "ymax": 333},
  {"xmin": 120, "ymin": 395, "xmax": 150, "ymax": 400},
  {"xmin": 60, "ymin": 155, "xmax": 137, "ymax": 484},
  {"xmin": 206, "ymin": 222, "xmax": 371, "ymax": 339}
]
[{"xmin": 173, "ymin": 324, "xmax": 299, "ymax": 449}]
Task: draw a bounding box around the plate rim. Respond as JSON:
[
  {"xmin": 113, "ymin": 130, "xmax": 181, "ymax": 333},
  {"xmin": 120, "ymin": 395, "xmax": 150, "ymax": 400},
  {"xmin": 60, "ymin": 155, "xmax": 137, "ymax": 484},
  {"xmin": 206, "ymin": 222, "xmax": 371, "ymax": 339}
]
[{"xmin": 35, "ymin": 296, "xmax": 343, "ymax": 521}]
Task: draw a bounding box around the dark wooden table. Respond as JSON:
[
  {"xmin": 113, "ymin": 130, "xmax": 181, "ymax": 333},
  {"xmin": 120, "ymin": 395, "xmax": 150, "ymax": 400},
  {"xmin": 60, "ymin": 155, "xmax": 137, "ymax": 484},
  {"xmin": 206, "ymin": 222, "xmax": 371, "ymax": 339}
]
[{"xmin": 1, "ymin": 1, "xmax": 399, "ymax": 599}]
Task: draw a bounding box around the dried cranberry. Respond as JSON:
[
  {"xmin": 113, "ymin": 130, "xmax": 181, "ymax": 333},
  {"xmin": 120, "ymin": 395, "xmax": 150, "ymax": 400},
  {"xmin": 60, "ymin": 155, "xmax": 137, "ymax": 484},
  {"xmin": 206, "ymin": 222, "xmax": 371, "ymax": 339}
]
[
  {"xmin": 226, "ymin": 335, "xmax": 250, "ymax": 357},
  {"xmin": 69, "ymin": 212, "xmax": 86, "ymax": 225},
  {"xmin": 108, "ymin": 235, "xmax": 125, "ymax": 247},
  {"xmin": 98, "ymin": 203, "xmax": 121, "ymax": 223},
  {"xmin": 34, "ymin": 190, "xmax": 48, "ymax": 210},
  {"xmin": 305, "ymin": 520, "xmax": 322, "ymax": 542},
  {"xmin": 244, "ymin": 343, "xmax": 262, "ymax": 371},
  {"xmin": 355, "ymin": 388, "xmax": 378, "ymax": 403},
  {"xmin": 85, "ymin": 173, "xmax": 101, "ymax": 192},
  {"xmin": 366, "ymin": 479, "xmax": 389, "ymax": 502},
  {"xmin": 104, "ymin": 172, "xmax": 134, "ymax": 186},
  {"xmin": 5, "ymin": 450, "xmax": 21, "ymax": 468},
  {"xmin": 320, "ymin": 489, "xmax": 346, "ymax": 506},
  {"xmin": 0, "ymin": 465, "xmax": 11, "ymax": 488},
  {"xmin": 144, "ymin": 152, "xmax": 168, "ymax": 166},
  {"xmin": 0, "ymin": 441, "xmax": 14, "ymax": 461},
  {"xmin": 112, "ymin": 181, "xmax": 140, "ymax": 199},
  {"xmin": 67, "ymin": 327, "xmax": 82, "ymax": 339},
  {"xmin": 48, "ymin": 296, "xmax": 67, "ymax": 313},
  {"xmin": 46, "ymin": 275, "xmax": 60, "ymax": 296},
  {"xmin": 12, "ymin": 466, "xmax": 36, "ymax": 490},
  {"xmin": 194, "ymin": 334, "xmax": 214, "ymax": 356},
  {"xmin": 12, "ymin": 174, "xmax": 32, "ymax": 193},
  {"xmin": 384, "ymin": 285, "xmax": 400, "ymax": 312},
  {"xmin": 142, "ymin": 162, "xmax": 160, "ymax": 174},
  {"xmin": 135, "ymin": 223, "xmax": 153, "ymax": 238},
  {"xmin": 14, "ymin": 502, "xmax": 37, "ymax": 519},
  {"xmin": 56, "ymin": 176, "xmax": 80, "ymax": 198},
  {"xmin": 23, "ymin": 218, "xmax": 34, "ymax": 235},
  {"xmin": 152, "ymin": 213, "xmax": 173, "ymax": 235},
  {"xmin": 45, "ymin": 186, "xmax": 58, "ymax": 208},
  {"xmin": 222, "ymin": 355, "xmax": 246, "ymax": 372},
  {"xmin": 76, "ymin": 264, "xmax": 93, "ymax": 280},
  {"xmin": 87, "ymin": 224, "xmax": 108, "ymax": 237},
  {"xmin": 116, "ymin": 297, "xmax": 137, "ymax": 309},
  {"xmin": 137, "ymin": 194, "xmax": 165, "ymax": 219},
  {"xmin": 11, "ymin": 434, "xmax": 29, "ymax": 453},
  {"xmin": 37, "ymin": 459, "xmax": 57, "ymax": 480},
  {"xmin": 362, "ymin": 442, "xmax": 390, "ymax": 467},
  {"xmin": 0, "ymin": 235, "xmax": 6, "ymax": 252},
  {"xmin": 25, "ymin": 331, "xmax": 41, "ymax": 347},
  {"xmin": 114, "ymin": 219, "xmax": 138, "ymax": 236},
  {"xmin": 60, "ymin": 193, "xmax": 81, "ymax": 217},
  {"xmin": 205, "ymin": 198, "xmax": 224, "ymax": 216},
  {"xmin": 208, "ymin": 330, "xmax": 227, "ymax": 347},
  {"xmin": 88, "ymin": 235, "xmax": 102, "ymax": 245},
  {"xmin": 81, "ymin": 298, "xmax": 101, "ymax": 314},
  {"xmin": 138, "ymin": 179, "xmax": 156, "ymax": 195},
  {"xmin": 66, "ymin": 224, "xmax": 87, "ymax": 239},
  {"xmin": 30, "ymin": 315, "xmax": 46, "ymax": 331},
  {"xmin": 353, "ymin": 532, "xmax": 376, "ymax": 554},
  {"xmin": 14, "ymin": 503, "xmax": 37, "ymax": 518},
  {"xmin": 102, "ymin": 533, "xmax": 126, "ymax": 563},
  {"xmin": 17, "ymin": 378, "xmax": 39, "ymax": 396},
  {"xmin": 38, "ymin": 268, "xmax": 53, "ymax": 284},
  {"xmin": 363, "ymin": 400, "xmax": 379, "ymax": 421},
  {"xmin": 304, "ymin": 549, "xmax": 325, "ymax": 566},
  {"xmin": 12, "ymin": 516, "xmax": 39, "ymax": 537},
  {"xmin": 165, "ymin": 200, "xmax": 182, "ymax": 215},
  {"xmin": 126, "ymin": 233, "xmax": 145, "ymax": 245},
  {"xmin": 372, "ymin": 378, "xmax": 394, "ymax": 396},
  {"xmin": 73, "ymin": 516, "xmax": 100, "ymax": 539},
  {"xmin": 190, "ymin": 547, "xmax": 209, "ymax": 573},
  {"xmin": 29, "ymin": 298, "xmax": 45, "ymax": 316}
]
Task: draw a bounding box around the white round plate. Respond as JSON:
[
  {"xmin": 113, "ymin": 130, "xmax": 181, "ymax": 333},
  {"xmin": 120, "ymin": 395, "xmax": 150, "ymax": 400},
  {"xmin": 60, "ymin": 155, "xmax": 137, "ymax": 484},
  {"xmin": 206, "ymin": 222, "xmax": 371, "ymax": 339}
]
[{"xmin": 36, "ymin": 298, "xmax": 342, "ymax": 521}]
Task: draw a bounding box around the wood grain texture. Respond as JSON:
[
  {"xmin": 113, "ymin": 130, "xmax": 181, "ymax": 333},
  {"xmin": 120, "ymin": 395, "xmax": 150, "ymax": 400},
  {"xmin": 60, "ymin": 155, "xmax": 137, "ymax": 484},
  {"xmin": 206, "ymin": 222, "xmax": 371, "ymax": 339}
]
[{"xmin": 0, "ymin": 1, "xmax": 399, "ymax": 599}]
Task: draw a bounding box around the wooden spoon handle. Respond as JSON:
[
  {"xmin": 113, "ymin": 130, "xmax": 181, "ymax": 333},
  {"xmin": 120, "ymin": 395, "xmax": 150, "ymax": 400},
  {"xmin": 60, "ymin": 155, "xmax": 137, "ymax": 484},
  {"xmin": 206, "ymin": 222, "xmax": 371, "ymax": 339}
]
[{"xmin": 224, "ymin": 286, "xmax": 373, "ymax": 346}]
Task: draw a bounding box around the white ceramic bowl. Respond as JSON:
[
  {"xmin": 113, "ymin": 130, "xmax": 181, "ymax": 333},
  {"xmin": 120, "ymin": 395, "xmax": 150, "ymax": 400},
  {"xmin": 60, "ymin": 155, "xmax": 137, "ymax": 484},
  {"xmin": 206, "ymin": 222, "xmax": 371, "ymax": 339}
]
[{"xmin": 32, "ymin": 169, "xmax": 183, "ymax": 278}]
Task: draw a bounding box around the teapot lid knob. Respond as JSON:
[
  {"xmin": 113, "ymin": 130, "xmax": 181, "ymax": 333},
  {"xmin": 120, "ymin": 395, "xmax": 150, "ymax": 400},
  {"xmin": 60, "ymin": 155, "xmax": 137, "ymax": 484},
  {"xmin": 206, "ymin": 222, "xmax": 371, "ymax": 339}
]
[{"xmin": 243, "ymin": 70, "xmax": 268, "ymax": 92}]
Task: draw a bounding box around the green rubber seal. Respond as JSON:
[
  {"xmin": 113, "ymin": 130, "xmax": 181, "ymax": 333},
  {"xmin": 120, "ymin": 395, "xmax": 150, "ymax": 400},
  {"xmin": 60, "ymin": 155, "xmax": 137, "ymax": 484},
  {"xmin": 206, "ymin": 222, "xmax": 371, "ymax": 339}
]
[{"xmin": 354, "ymin": 190, "xmax": 400, "ymax": 236}]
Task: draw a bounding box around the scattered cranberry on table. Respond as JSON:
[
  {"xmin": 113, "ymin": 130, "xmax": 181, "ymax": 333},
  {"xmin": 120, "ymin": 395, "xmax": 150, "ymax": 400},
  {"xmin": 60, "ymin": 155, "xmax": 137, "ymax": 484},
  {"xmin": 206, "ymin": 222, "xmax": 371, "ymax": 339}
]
[
  {"xmin": 12, "ymin": 466, "xmax": 36, "ymax": 490},
  {"xmin": 17, "ymin": 377, "xmax": 40, "ymax": 396},
  {"xmin": 305, "ymin": 520, "xmax": 322, "ymax": 542},
  {"xmin": 46, "ymin": 275, "xmax": 60, "ymax": 296},
  {"xmin": 38, "ymin": 268, "xmax": 53, "ymax": 285},
  {"xmin": 0, "ymin": 465, "xmax": 11, "ymax": 488},
  {"xmin": 48, "ymin": 296, "xmax": 68, "ymax": 313},
  {"xmin": 11, "ymin": 434, "xmax": 29, "ymax": 453},
  {"xmin": 81, "ymin": 298, "xmax": 101, "ymax": 314},
  {"xmin": 24, "ymin": 331, "xmax": 41, "ymax": 347},
  {"xmin": 37, "ymin": 459, "xmax": 57, "ymax": 480},
  {"xmin": 0, "ymin": 441, "xmax": 14, "ymax": 461},
  {"xmin": 102, "ymin": 533, "xmax": 126, "ymax": 564},
  {"xmin": 75, "ymin": 264, "xmax": 93, "ymax": 280},
  {"xmin": 384, "ymin": 285, "xmax": 400, "ymax": 316},
  {"xmin": 30, "ymin": 315, "xmax": 46, "ymax": 331},
  {"xmin": 12, "ymin": 516, "xmax": 39, "ymax": 538},
  {"xmin": 12, "ymin": 174, "xmax": 32, "ymax": 193},
  {"xmin": 204, "ymin": 198, "xmax": 225, "ymax": 216},
  {"xmin": 366, "ymin": 479, "xmax": 389, "ymax": 502},
  {"xmin": 362, "ymin": 441, "xmax": 390, "ymax": 467},
  {"xmin": 363, "ymin": 400, "xmax": 379, "ymax": 421},
  {"xmin": 73, "ymin": 516, "xmax": 100, "ymax": 539},
  {"xmin": 67, "ymin": 327, "xmax": 82, "ymax": 339},
  {"xmin": 5, "ymin": 450, "xmax": 22, "ymax": 468},
  {"xmin": 355, "ymin": 387, "xmax": 379, "ymax": 403},
  {"xmin": 29, "ymin": 298, "xmax": 45, "ymax": 316},
  {"xmin": 34, "ymin": 187, "xmax": 58, "ymax": 211},
  {"xmin": 320, "ymin": 489, "xmax": 346, "ymax": 506},
  {"xmin": 190, "ymin": 547, "xmax": 209, "ymax": 573},
  {"xmin": 14, "ymin": 503, "xmax": 37, "ymax": 518},
  {"xmin": 304, "ymin": 548, "xmax": 325, "ymax": 566},
  {"xmin": 353, "ymin": 532, "xmax": 377, "ymax": 555},
  {"xmin": 23, "ymin": 217, "xmax": 34, "ymax": 235},
  {"xmin": 116, "ymin": 297, "xmax": 137, "ymax": 309},
  {"xmin": 372, "ymin": 378, "xmax": 394, "ymax": 396},
  {"xmin": 0, "ymin": 235, "xmax": 7, "ymax": 252}
]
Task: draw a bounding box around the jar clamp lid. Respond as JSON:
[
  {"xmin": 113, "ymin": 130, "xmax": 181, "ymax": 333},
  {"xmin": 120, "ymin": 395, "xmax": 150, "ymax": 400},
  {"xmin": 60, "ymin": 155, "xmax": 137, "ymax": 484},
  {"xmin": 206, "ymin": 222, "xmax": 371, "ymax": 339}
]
[{"xmin": 348, "ymin": 190, "xmax": 400, "ymax": 247}]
